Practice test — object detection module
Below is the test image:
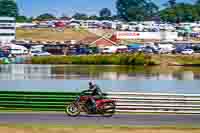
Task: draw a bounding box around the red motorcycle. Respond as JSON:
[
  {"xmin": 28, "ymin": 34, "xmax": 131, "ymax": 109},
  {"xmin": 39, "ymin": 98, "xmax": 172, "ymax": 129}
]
[{"xmin": 65, "ymin": 91, "xmax": 116, "ymax": 117}]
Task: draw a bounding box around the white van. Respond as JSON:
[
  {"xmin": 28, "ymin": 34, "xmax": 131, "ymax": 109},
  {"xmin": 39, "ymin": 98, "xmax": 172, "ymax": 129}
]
[
  {"xmin": 101, "ymin": 45, "xmax": 128, "ymax": 54},
  {"xmin": 30, "ymin": 45, "xmax": 44, "ymax": 53},
  {"xmin": 156, "ymin": 43, "xmax": 175, "ymax": 54},
  {"xmin": 9, "ymin": 44, "xmax": 28, "ymax": 55},
  {"xmin": 101, "ymin": 46, "xmax": 118, "ymax": 54}
]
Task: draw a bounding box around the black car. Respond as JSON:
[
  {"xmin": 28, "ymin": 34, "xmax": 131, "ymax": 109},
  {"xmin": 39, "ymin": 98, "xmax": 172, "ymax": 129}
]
[{"xmin": 193, "ymin": 45, "xmax": 200, "ymax": 53}]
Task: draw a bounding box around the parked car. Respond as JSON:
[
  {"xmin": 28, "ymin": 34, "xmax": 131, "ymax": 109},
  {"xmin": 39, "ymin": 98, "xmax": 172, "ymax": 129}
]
[
  {"xmin": 181, "ymin": 49, "xmax": 194, "ymax": 55},
  {"xmin": 156, "ymin": 43, "xmax": 175, "ymax": 54},
  {"xmin": 127, "ymin": 44, "xmax": 143, "ymax": 53},
  {"xmin": 173, "ymin": 47, "xmax": 185, "ymax": 54},
  {"xmin": 142, "ymin": 46, "xmax": 159, "ymax": 54},
  {"xmin": 158, "ymin": 48, "xmax": 173, "ymax": 54},
  {"xmin": 101, "ymin": 46, "xmax": 128, "ymax": 54},
  {"xmin": 128, "ymin": 48, "xmax": 139, "ymax": 53},
  {"xmin": 101, "ymin": 46, "xmax": 118, "ymax": 54},
  {"xmin": 31, "ymin": 51, "xmax": 51, "ymax": 56},
  {"xmin": 172, "ymin": 44, "xmax": 192, "ymax": 54},
  {"xmin": 76, "ymin": 47, "xmax": 92, "ymax": 55},
  {"xmin": 116, "ymin": 46, "xmax": 128, "ymax": 53},
  {"xmin": 0, "ymin": 51, "xmax": 9, "ymax": 58},
  {"xmin": 0, "ymin": 47, "xmax": 10, "ymax": 58},
  {"xmin": 142, "ymin": 47, "xmax": 153, "ymax": 54},
  {"xmin": 193, "ymin": 45, "xmax": 200, "ymax": 53}
]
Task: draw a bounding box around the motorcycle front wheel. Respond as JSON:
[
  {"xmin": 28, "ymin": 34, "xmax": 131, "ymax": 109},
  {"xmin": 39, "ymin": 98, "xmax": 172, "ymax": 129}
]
[{"xmin": 65, "ymin": 103, "xmax": 80, "ymax": 117}]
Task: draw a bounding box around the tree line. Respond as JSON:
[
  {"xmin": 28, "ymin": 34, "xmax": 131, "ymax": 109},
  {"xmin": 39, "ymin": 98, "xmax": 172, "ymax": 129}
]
[{"xmin": 1, "ymin": 0, "xmax": 200, "ymax": 23}]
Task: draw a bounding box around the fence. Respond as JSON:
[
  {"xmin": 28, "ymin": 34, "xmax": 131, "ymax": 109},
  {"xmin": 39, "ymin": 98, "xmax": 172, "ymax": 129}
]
[
  {"xmin": 0, "ymin": 91, "xmax": 79, "ymax": 111},
  {"xmin": 0, "ymin": 91, "xmax": 200, "ymax": 114},
  {"xmin": 107, "ymin": 92, "xmax": 200, "ymax": 114}
]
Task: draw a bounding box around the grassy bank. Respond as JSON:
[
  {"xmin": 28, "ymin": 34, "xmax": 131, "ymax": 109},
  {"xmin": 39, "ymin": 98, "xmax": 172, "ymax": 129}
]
[
  {"xmin": 16, "ymin": 28, "xmax": 97, "ymax": 41},
  {"xmin": 0, "ymin": 124, "xmax": 200, "ymax": 133},
  {"xmin": 29, "ymin": 54, "xmax": 157, "ymax": 65},
  {"xmin": 152, "ymin": 54, "xmax": 200, "ymax": 66},
  {"xmin": 29, "ymin": 54, "xmax": 200, "ymax": 66}
]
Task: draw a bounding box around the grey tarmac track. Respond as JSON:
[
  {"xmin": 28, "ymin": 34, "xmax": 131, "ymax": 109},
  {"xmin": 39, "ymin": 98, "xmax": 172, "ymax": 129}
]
[{"xmin": 0, "ymin": 113, "xmax": 199, "ymax": 126}]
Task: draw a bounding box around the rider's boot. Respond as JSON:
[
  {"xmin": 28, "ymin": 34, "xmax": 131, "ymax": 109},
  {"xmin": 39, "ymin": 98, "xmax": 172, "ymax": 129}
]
[{"xmin": 90, "ymin": 104, "xmax": 96, "ymax": 113}]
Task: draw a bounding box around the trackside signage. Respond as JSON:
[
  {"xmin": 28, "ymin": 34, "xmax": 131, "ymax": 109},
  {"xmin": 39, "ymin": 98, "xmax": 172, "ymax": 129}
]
[{"xmin": 116, "ymin": 31, "xmax": 178, "ymax": 40}]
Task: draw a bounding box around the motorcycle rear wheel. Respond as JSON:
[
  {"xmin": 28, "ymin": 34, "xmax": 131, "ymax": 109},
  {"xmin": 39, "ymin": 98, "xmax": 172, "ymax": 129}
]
[
  {"xmin": 65, "ymin": 103, "xmax": 80, "ymax": 117},
  {"xmin": 101, "ymin": 102, "xmax": 116, "ymax": 117}
]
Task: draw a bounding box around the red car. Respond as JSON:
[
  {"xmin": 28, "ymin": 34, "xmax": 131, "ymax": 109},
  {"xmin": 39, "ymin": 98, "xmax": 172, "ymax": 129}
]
[
  {"xmin": 116, "ymin": 48, "xmax": 128, "ymax": 53},
  {"xmin": 54, "ymin": 21, "xmax": 65, "ymax": 28}
]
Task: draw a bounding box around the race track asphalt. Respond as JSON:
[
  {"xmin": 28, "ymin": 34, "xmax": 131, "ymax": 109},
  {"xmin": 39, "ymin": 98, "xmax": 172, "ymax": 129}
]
[{"xmin": 0, "ymin": 113, "xmax": 199, "ymax": 126}]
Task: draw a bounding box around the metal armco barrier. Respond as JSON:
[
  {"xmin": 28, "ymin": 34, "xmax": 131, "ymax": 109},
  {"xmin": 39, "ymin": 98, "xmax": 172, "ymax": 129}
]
[
  {"xmin": 0, "ymin": 91, "xmax": 80, "ymax": 111},
  {"xmin": 107, "ymin": 92, "xmax": 200, "ymax": 114},
  {"xmin": 0, "ymin": 91, "xmax": 200, "ymax": 114}
]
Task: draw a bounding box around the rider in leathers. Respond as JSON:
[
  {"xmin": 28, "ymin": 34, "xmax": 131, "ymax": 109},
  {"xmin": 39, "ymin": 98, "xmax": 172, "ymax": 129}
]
[{"xmin": 82, "ymin": 82, "xmax": 103, "ymax": 112}]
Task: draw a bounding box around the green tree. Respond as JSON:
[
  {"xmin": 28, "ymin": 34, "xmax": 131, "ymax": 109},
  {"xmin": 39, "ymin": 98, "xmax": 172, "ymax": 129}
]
[
  {"xmin": 88, "ymin": 15, "xmax": 98, "ymax": 20},
  {"xmin": 116, "ymin": 0, "xmax": 158, "ymax": 21},
  {"xmin": 0, "ymin": 0, "xmax": 18, "ymax": 17},
  {"xmin": 72, "ymin": 13, "xmax": 88, "ymax": 20},
  {"xmin": 167, "ymin": 0, "xmax": 177, "ymax": 8},
  {"xmin": 99, "ymin": 8, "xmax": 112, "ymax": 17},
  {"xmin": 160, "ymin": 3, "xmax": 199, "ymax": 22},
  {"xmin": 16, "ymin": 16, "xmax": 33, "ymax": 23},
  {"xmin": 111, "ymin": 15, "xmax": 120, "ymax": 20},
  {"xmin": 16, "ymin": 16, "xmax": 27, "ymax": 22},
  {"xmin": 36, "ymin": 13, "xmax": 56, "ymax": 21},
  {"xmin": 60, "ymin": 14, "xmax": 70, "ymax": 20},
  {"xmin": 195, "ymin": 0, "xmax": 200, "ymax": 19},
  {"xmin": 145, "ymin": 2, "xmax": 159, "ymax": 20},
  {"xmin": 28, "ymin": 17, "xmax": 34, "ymax": 22},
  {"xmin": 196, "ymin": 0, "xmax": 200, "ymax": 5}
]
